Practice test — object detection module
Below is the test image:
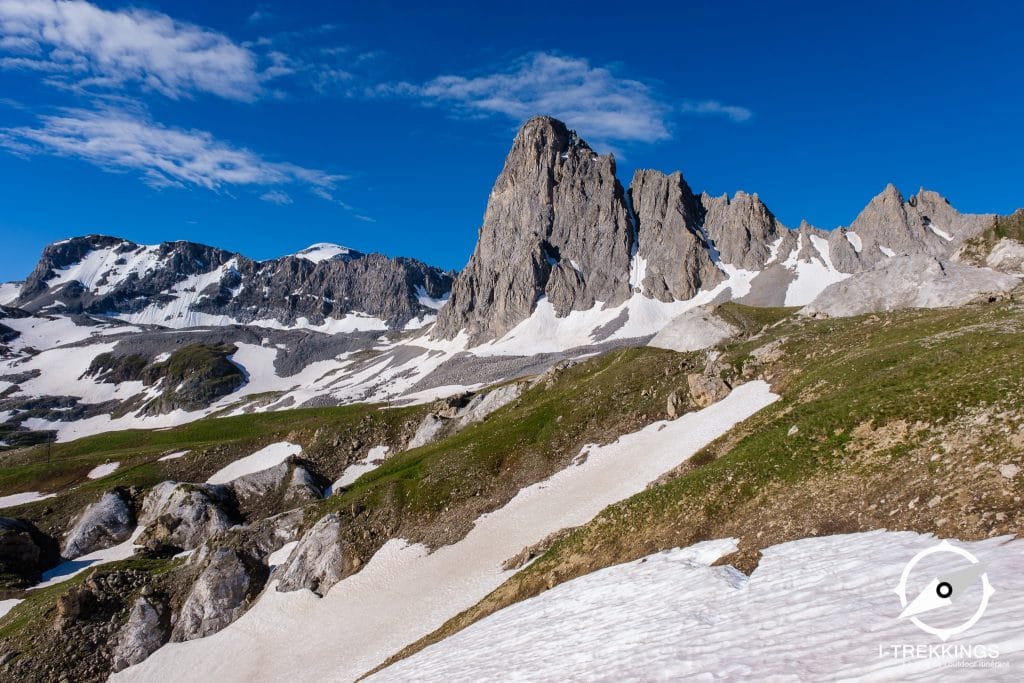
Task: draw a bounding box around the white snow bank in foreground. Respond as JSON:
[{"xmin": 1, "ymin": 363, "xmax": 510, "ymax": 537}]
[
  {"xmin": 115, "ymin": 381, "xmax": 779, "ymax": 683},
  {"xmin": 206, "ymin": 442, "xmax": 302, "ymax": 485},
  {"xmin": 375, "ymin": 530, "xmax": 1024, "ymax": 682},
  {"xmin": 0, "ymin": 491, "xmax": 57, "ymax": 509},
  {"xmin": 87, "ymin": 461, "xmax": 120, "ymax": 479}
]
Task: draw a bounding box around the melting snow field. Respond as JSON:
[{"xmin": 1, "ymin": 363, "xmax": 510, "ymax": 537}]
[
  {"xmin": 0, "ymin": 491, "xmax": 57, "ymax": 509},
  {"xmin": 115, "ymin": 381, "xmax": 780, "ymax": 682},
  {"xmin": 206, "ymin": 442, "xmax": 302, "ymax": 485},
  {"xmin": 374, "ymin": 531, "xmax": 1024, "ymax": 682},
  {"xmin": 87, "ymin": 461, "xmax": 120, "ymax": 479}
]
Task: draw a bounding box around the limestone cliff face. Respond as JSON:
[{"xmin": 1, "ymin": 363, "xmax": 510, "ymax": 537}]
[
  {"xmin": 432, "ymin": 116, "xmax": 634, "ymax": 342},
  {"xmin": 629, "ymin": 170, "xmax": 722, "ymax": 302}
]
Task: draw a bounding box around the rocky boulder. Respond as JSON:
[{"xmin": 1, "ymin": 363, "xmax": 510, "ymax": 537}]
[
  {"xmin": 62, "ymin": 488, "xmax": 135, "ymax": 560},
  {"xmin": 648, "ymin": 306, "xmax": 739, "ymax": 353},
  {"xmin": 0, "ymin": 517, "xmax": 60, "ymax": 585},
  {"xmin": 275, "ymin": 514, "xmax": 351, "ymax": 596},
  {"xmin": 228, "ymin": 458, "xmax": 323, "ymax": 517},
  {"xmin": 687, "ymin": 373, "xmax": 731, "ymax": 408},
  {"xmin": 171, "ymin": 544, "xmax": 268, "ymax": 642},
  {"xmin": 136, "ymin": 482, "xmax": 235, "ymax": 553},
  {"xmin": 110, "ymin": 591, "xmax": 170, "ymax": 672}
]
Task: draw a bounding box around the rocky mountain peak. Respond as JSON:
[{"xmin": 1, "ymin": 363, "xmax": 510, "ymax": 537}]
[{"xmin": 432, "ymin": 116, "xmax": 633, "ymax": 342}]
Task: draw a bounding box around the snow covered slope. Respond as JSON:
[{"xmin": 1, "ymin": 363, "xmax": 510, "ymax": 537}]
[
  {"xmin": 114, "ymin": 381, "xmax": 779, "ymax": 682},
  {"xmin": 374, "ymin": 530, "xmax": 1024, "ymax": 681}
]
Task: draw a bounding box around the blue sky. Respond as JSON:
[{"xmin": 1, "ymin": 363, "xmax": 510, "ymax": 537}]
[{"xmin": 1, "ymin": 0, "xmax": 1022, "ymax": 281}]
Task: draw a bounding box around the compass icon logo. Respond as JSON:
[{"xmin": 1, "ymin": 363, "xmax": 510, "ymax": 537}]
[{"xmin": 894, "ymin": 540, "xmax": 995, "ymax": 641}]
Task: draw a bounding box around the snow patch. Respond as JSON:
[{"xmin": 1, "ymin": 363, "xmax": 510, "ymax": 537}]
[
  {"xmin": 32, "ymin": 527, "xmax": 145, "ymax": 590},
  {"xmin": 0, "ymin": 598, "xmax": 23, "ymax": 620},
  {"xmin": 158, "ymin": 451, "xmax": 189, "ymax": 462},
  {"xmin": 783, "ymin": 234, "xmax": 851, "ymax": 306},
  {"xmin": 206, "ymin": 442, "xmax": 302, "ymax": 485},
  {"xmin": 879, "ymin": 245, "xmax": 896, "ymax": 258},
  {"xmin": 267, "ymin": 541, "xmax": 298, "ymax": 569},
  {"xmin": 292, "ymin": 243, "xmax": 351, "ymax": 263},
  {"xmin": 927, "ymin": 222, "xmax": 954, "ymax": 242},
  {"xmin": 326, "ymin": 446, "xmax": 391, "ymax": 495},
  {"xmin": 0, "ymin": 491, "xmax": 57, "ymax": 509},
  {"xmin": 87, "ymin": 462, "xmax": 120, "ymax": 479},
  {"xmin": 415, "ymin": 286, "xmax": 449, "ymax": 310},
  {"xmin": 845, "ymin": 231, "xmax": 863, "ymax": 253}
]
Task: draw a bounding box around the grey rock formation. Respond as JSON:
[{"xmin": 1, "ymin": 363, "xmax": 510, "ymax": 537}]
[
  {"xmin": 687, "ymin": 373, "xmax": 731, "ymax": 408},
  {"xmin": 228, "ymin": 458, "xmax": 322, "ymax": 516},
  {"xmin": 14, "ymin": 234, "xmax": 452, "ymax": 330},
  {"xmin": 62, "ymin": 489, "xmax": 135, "ymax": 560},
  {"xmin": 171, "ymin": 545, "xmax": 267, "ymax": 641},
  {"xmin": 406, "ymin": 382, "xmax": 526, "ymax": 450},
  {"xmin": 847, "ymin": 185, "xmax": 994, "ymax": 266},
  {"xmin": 275, "ymin": 514, "xmax": 350, "ymax": 595},
  {"xmin": 802, "ymin": 255, "xmax": 1020, "ymax": 317},
  {"xmin": 986, "ymin": 238, "xmax": 1024, "ymax": 274},
  {"xmin": 110, "ymin": 593, "xmax": 170, "ymax": 672},
  {"xmin": 700, "ymin": 190, "xmax": 785, "ymax": 272},
  {"xmin": 137, "ymin": 482, "xmax": 235, "ymax": 552},
  {"xmin": 648, "ymin": 306, "xmax": 739, "ymax": 353},
  {"xmin": 630, "ymin": 171, "xmax": 722, "ymax": 301},
  {"xmin": 0, "ymin": 517, "xmax": 60, "ymax": 584},
  {"xmin": 433, "ymin": 116, "xmax": 634, "ymax": 342}
]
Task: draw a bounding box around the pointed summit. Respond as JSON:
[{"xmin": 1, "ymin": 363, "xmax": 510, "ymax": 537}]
[{"xmin": 432, "ymin": 116, "xmax": 633, "ymax": 342}]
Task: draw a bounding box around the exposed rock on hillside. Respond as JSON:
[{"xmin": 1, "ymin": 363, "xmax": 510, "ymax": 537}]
[
  {"xmin": 274, "ymin": 514, "xmax": 351, "ymax": 595},
  {"xmin": 172, "ymin": 545, "xmax": 268, "ymax": 641},
  {"xmin": 0, "ymin": 517, "xmax": 60, "ymax": 586},
  {"xmin": 136, "ymin": 482, "xmax": 235, "ymax": 553},
  {"xmin": 62, "ymin": 489, "xmax": 135, "ymax": 560}
]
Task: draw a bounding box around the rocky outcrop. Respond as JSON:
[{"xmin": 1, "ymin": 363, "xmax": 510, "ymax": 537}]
[
  {"xmin": 0, "ymin": 517, "xmax": 60, "ymax": 585},
  {"xmin": 699, "ymin": 190, "xmax": 785, "ymax": 272},
  {"xmin": 228, "ymin": 458, "xmax": 323, "ymax": 517},
  {"xmin": 630, "ymin": 170, "xmax": 722, "ymax": 301},
  {"xmin": 275, "ymin": 514, "xmax": 351, "ymax": 595},
  {"xmin": 14, "ymin": 234, "xmax": 452, "ymax": 330},
  {"xmin": 648, "ymin": 306, "xmax": 739, "ymax": 353},
  {"xmin": 136, "ymin": 482, "xmax": 235, "ymax": 553},
  {"xmin": 110, "ymin": 591, "xmax": 170, "ymax": 672},
  {"xmin": 433, "ymin": 116, "xmax": 634, "ymax": 342},
  {"xmin": 687, "ymin": 373, "xmax": 731, "ymax": 408},
  {"xmin": 847, "ymin": 186, "xmax": 994, "ymax": 266},
  {"xmin": 406, "ymin": 383, "xmax": 526, "ymax": 449},
  {"xmin": 171, "ymin": 544, "xmax": 268, "ymax": 641},
  {"xmin": 986, "ymin": 238, "xmax": 1024, "ymax": 274},
  {"xmin": 62, "ymin": 489, "xmax": 135, "ymax": 560},
  {"xmin": 802, "ymin": 255, "xmax": 1021, "ymax": 318}
]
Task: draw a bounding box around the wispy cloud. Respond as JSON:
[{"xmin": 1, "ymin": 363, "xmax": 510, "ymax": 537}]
[
  {"xmin": 0, "ymin": 0, "xmax": 271, "ymax": 101},
  {"xmin": 383, "ymin": 52, "xmax": 672, "ymax": 144},
  {"xmin": 259, "ymin": 189, "xmax": 293, "ymax": 205},
  {"xmin": 0, "ymin": 107, "xmax": 346, "ymax": 195},
  {"xmin": 680, "ymin": 99, "xmax": 753, "ymax": 123}
]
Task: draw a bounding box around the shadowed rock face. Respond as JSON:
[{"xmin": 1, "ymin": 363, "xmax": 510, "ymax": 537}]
[
  {"xmin": 62, "ymin": 489, "xmax": 135, "ymax": 560},
  {"xmin": 13, "ymin": 235, "xmax": 452, "ymax": 330},
  {"xmin": 433, "ymin": 116, "xmax": 635, "ymax": 342}
]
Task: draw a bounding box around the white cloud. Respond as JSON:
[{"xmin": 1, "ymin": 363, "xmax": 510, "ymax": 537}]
[
  {"xmin": 260, "ymin": 190, "xmax": 293, "ymax": 205},
  {"xmin": 0, "ymin": 107, "xmax": 346, "ymax": 194},
  {"xmin": 680, "ymin": 99, "xmax": 753, "ymax": 123},
  {"xmin": 390, "ymin": 53, "xmax": 671, "ymax": 144},
  {"xmin": 0, "ymin": 0, "xmax": 267, "ymax": 100}
]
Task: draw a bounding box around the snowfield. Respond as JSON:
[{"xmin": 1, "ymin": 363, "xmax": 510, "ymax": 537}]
[
  {"xmin": 373, "ymin": 530, "xmax": 1024, "ymax": 682},
  {"xmin": 114, "ymin": 381, "xmax": 780, "ymax": 682},
  {"xmin": 206, "ymin": 442, "xmax": 302, "ymax": 485}
]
